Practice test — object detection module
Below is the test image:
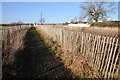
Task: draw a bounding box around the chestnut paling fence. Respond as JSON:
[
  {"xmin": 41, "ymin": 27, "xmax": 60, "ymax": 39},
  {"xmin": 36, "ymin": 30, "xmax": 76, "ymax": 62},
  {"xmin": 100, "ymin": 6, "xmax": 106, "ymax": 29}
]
[{"xmin": 37, "ymin": 25, "xmax": 119, "ymax": 78}]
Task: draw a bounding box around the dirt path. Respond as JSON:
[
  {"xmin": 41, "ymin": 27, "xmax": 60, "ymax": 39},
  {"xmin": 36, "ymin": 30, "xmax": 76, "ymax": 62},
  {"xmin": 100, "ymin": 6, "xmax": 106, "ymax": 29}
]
[{"xmin": 3, "ymin": 27, "xmax": 75, "ymax": 79}]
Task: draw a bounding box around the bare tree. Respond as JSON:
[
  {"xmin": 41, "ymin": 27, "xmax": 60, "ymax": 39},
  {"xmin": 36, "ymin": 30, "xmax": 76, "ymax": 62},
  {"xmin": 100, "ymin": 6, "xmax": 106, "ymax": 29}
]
[
  {"xmin": 79, "ymin": 2, "xmax": 115, "ymax": 22},
  {"xmin": 73, "ymin": 16, "xmax": 78, "ymax": 23},
  {"xmin": 17, "ymin": 21, "xmax": 23, "ymax": 24}
]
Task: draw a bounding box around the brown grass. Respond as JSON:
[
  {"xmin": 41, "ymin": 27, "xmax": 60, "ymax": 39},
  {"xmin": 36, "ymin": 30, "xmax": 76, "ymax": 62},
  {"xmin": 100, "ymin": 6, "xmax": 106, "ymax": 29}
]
[
  {"xmin": 38, "ymin": 29, "xmax": 102, "ymax": 78},
  {"xmin": 36, "ymin": 24, "xmax": 119, "ymax": 38}
]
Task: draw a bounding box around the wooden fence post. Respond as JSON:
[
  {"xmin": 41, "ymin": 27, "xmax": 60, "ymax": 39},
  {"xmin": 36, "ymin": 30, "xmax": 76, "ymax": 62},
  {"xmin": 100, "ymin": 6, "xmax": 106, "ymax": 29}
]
[{"xmin": 0, "ymin": 29, "xmax": 2, "ymax": 80}]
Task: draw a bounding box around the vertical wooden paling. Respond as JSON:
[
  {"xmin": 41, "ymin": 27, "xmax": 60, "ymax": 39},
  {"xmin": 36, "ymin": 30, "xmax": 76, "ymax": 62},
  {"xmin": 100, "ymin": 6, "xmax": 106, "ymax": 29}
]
[
  {"xmin": 92, "ymin": 35, "xmax": 96, "ymax": 67},
  {"xmin": 111, "ymin": 38, "xmax": 119, "ymax": 78},
  {"xmin": 94, "ymin": 35, "xmax": 99, "ymax": 68},
  {"xmin": 81, "ymin": 32, "xmax": 84, "ymax": 53},
  {"xmin": 93, "ymin": 35, "xmax": 99, "ymax": 68},
  {"xmin": 95, "ymin": 36, "xmax": 102, "ymax": 69},
  {"xmin": 100, "ymin": 37, "xmax": 109, "ymax": 74},
  {"xmin": 83, "ymin": 33, "xmax": 86, "ymax": 56},
  {"xmin": 106, "ymin": 38, "xmax": 115, "ymax": 78},
  {"xmin": 98, "ymin": 37, "xmax": 106, "ymax": 71},
  {"xmin": 104, "ymin": 37, "xmax": 113, "ymax": 78}
]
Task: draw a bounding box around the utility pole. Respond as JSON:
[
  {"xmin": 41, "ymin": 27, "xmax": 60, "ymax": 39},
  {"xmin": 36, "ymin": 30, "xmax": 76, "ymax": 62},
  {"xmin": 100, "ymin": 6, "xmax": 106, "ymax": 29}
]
[{"xmin": 40, "ymin": 12, "xmax": 45, "ymax": 25}]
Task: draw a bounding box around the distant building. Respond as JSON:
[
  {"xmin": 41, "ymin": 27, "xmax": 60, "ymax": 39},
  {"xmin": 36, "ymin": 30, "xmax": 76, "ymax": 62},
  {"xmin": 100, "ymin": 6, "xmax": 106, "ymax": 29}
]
[
  {"xmin": 107, "ymin": 18, "xmax": 111, "ymax": 21},
  {"xmin": 68, "ymin": 23, "xmax": 90, "ymax": 27},
  {"xmin": 98, "ymin": 20, "xmax": 103, "ymax": 22}
]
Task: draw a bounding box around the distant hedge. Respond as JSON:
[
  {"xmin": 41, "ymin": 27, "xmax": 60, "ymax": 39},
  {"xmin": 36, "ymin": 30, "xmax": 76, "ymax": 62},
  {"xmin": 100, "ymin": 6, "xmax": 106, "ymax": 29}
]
[
  {"xmin": 91, "ymin": 21, "xmax": 120, "ymax": 27},
  {"xmin": 1, "ymin": 24, "xmax": 33, "ymax": 26}
]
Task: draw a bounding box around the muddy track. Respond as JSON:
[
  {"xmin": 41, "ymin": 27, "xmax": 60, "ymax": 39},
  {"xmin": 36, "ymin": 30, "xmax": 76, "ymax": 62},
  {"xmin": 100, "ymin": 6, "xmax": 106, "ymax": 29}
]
[{"xmin": 2, "ymin": 27, "xmax": 75, "ymax": 79}]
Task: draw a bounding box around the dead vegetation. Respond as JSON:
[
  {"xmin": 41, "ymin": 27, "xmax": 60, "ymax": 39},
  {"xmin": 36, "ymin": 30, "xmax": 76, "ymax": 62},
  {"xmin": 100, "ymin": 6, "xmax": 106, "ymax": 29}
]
[
  {"xmin": 3, "ymin": 27, "xmax": 79, "ymax": 79},
  {"xmin": 37, "ymin": 24, "xmax": 119, "ymax": 38},
  {"xmin": 38, "ymin": 29, "xmax": 102, "ymax": 78}
]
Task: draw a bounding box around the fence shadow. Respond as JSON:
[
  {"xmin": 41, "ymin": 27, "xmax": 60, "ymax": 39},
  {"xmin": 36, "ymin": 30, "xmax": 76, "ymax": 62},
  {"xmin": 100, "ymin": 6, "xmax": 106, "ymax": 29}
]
[{"xmin": 2, "ymin": 27, "xmax": 73, "ymax": 79}]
